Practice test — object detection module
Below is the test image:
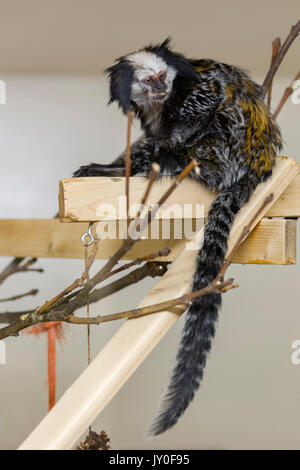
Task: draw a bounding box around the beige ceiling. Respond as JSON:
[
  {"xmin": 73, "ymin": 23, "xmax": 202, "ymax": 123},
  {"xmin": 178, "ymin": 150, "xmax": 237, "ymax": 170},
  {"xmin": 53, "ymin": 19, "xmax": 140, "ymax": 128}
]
[{"xmin": 0, "ymin": 0, "xmax": 299, "ymax": 75}]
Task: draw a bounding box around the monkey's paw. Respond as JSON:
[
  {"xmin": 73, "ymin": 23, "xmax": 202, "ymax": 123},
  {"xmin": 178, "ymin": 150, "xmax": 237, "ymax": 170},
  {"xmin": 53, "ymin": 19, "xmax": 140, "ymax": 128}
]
[
  {"xmin": 73, "ymin": 164, "xmax": 98, "ymax": 177},
  {"xmin": 73, "ymin": 163, "xmax": 126, "ymax": 178}
]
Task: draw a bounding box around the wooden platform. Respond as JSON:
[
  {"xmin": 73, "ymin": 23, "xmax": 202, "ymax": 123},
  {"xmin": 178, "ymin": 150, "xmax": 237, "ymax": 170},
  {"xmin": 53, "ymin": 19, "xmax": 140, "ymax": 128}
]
[
  {"xmin": 0, "ymin": 217, "xmax": 296, "ymax": 265},
  {"xmin": 0, "ymin": 158, "xmax": 299, "ymax": 266},
  {"xmin": 59, "ymin": 169, "xmax": 300, "ymax": 223}
]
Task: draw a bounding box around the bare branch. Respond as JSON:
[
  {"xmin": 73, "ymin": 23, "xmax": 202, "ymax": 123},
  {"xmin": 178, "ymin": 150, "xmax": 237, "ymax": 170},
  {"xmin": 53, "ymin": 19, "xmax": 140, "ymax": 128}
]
[
  {"xmin": 261, "ymin": 20, "xmax": 300, "ymax": 99},
  {"xmin": 0, "ymin": 310, "xmax": 35, "ymax": 325},
  {"xmin": 67, "ymin": 159, "xmax": 198, "ymax": 304},
  {"xmin": 273, "ymin": 71, "xmax": 300, "ymax": 119},
  {"xmin": 218, "ymin": 193, "xmax": 274, "ymax": 280},
  {"xmin": 0, "ymin": 289, "xmax": 38, "ymax": 303},
  {"xmin": 267, "ymin": 37, "xmax": 281, "ymax": 109},
  {"xmin": 125, "ymin": 110, "xmax": 134, "ymax": 221},
  {"xmin": 107, "ymin": 248, "xmax": 171, "ymax": 279},
  {"xmin": 36, "ymin": 237, "xmax": 99, "ymax": 315},
  {"xmin": 0, "ymin": 262, "xmax": 169, "ymax": 335},
  {"xmin": 66, "ymin": 278, "xmax": 238, "ymax": 325},
  {"xmin": 0, "ymin": 258, "xmax": 43, "ymax": 286},
  {"xmin": 138, "ymin": 162, "xmax": 160, "ymax": 210}
]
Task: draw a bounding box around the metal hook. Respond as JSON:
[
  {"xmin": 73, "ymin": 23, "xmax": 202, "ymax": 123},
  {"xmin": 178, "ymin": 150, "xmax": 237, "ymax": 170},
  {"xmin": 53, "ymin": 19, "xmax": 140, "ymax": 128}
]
[{"xmin": 81, "ymin": 224, "xmax": 94, "ymax": 247}]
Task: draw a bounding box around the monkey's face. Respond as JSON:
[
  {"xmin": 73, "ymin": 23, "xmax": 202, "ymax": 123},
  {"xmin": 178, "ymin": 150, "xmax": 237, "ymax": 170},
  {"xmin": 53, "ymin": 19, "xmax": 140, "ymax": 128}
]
[
  {"xmin": 106, "ymin": 39, "xmax": 198, "ymax": 113},
  {"xmin": 128, "ymin": 51, "xmax": 176, "ymax": 107}
]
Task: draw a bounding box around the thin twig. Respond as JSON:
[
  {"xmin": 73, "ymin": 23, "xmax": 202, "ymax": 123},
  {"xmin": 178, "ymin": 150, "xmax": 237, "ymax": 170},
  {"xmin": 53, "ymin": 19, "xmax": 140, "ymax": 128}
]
[
  {"xmin": 273, "ymin": 71, "xmax": 300, "ymax": 119},
  {"xmin": 84, "ymin": 245, "xmax": 91, "ymax": 376},
  {"xmin": 128, "ymin": 160, "xmax": 198, "ymax": 240},
  {"xmin": 0, "ymin": 289, "xmax": 38, "ymax": 303},
  {"xmin": 138, "ymin": 163, "xmax": 160, "ymax": 211},
  {"xmin": 261, "ymin": 20, "xmax": 300, "ymax": 99},
  {"xmin": 0, "ymin": 263, "xmax": 168, "ymax": 326},
  {"xmin": 217, "ymin": 193, "xmax": 274, "ymax": 280},
  {"xmin": 0, "ymin": 262, "xmax": 169, "ymax": 333},
  {"xmin": 267, "ymin": 37, "xmax": 281, "ymax": 109},
  {"xmin": 0, "ymin": 258, "xmax": 43, "ymax": 286},
  {"xmin": 67, "ymin": 278, "xmax": 237, "ymax": 325},
  {"xmin": 36, "ymin": 237, "xmax": 99, "ymax": 315},
  {"xmin": 125, "ymin": 110, "xmax": 134, "ymax": 224},
  {"xmin": 107, "ymin": 248, "xmax": 171, "ymax": 278},
  {"xmin": 67, "ymin": 159, "xmax": 197, "ymax": 305}
]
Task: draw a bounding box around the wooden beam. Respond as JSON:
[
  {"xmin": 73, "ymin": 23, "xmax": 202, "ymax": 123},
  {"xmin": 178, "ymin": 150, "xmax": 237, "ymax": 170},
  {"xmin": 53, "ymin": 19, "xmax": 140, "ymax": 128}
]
[
  {"xmin": 59, "ymin": 158, "xmax": 300, "ymax": 222},
  {"xmin": 18, "ymin": 156, "xmax": 298, "ymax": 450},
  {"xmin": 0, "ymin": 218, "xmax": 296, "ymax": 265},
  {"xmin": 233, "ymin": 218, "xmax": 296, "ymax": 265}
]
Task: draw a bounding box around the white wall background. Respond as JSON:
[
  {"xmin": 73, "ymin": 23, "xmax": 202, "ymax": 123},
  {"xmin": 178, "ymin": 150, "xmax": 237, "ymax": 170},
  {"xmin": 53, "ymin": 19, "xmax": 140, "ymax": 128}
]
[{"xmin": 0, "ymin": 0, "xmax": 299, "ymax": 450}]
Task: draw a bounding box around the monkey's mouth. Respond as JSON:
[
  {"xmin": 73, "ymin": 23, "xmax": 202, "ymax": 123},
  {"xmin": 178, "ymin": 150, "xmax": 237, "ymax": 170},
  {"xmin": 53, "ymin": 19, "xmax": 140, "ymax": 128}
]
[{"xmin": 151, "ymin": 92, "xmax": 168, "ymax": 101}]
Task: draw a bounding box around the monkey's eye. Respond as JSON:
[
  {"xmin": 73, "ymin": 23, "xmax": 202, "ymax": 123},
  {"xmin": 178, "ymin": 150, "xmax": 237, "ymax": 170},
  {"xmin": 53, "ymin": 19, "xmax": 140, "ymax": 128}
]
[
  {"xmin": 145, "ymin": 77, "xmax": 152, "ymax": 83},
  {"xmin": 159, "ymin": 71, "xmax": 166, "ymax": 80}
]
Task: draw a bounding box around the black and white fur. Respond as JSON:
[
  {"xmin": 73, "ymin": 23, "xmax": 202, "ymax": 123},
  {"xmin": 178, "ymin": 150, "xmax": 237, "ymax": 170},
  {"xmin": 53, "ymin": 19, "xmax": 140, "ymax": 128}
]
[{"xmin": 74, "ymin": 38, "xmax": 282, "ymax": 436}]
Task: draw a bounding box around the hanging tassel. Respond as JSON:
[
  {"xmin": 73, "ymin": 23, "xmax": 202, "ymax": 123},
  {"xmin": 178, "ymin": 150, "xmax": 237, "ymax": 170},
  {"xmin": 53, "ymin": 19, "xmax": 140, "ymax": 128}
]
[{"xmin": 26, "ymin": 321, "xmax": 64, "ymax": 411}]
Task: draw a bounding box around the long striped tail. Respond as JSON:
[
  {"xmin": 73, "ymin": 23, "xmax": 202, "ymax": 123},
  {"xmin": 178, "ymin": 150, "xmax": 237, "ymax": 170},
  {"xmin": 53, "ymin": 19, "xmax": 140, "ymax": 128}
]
[{"xmin": 149, "ymin": 174, "xmax": 260, "ymax": 436}]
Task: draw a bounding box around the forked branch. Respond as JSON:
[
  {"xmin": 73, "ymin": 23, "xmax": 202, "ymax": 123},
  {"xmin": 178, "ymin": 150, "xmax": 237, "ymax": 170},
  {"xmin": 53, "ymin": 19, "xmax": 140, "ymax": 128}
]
[{"xmin": 262, "ymin": 20, "xmax": 300, "ymax": 99}]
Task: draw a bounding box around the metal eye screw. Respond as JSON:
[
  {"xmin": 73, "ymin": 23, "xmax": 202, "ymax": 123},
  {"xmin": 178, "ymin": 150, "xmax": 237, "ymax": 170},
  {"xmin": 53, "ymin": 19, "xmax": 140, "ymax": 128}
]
[{"xmin": 81, "ymin": 224, "xmax": 94, "ymax": 247}]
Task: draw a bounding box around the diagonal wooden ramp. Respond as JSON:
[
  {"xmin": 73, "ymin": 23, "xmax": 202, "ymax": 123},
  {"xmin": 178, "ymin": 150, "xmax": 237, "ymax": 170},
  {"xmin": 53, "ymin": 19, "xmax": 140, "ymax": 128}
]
[{"xmin": 19, "ymin": 157, "xmax": 298, "ymax": 449}]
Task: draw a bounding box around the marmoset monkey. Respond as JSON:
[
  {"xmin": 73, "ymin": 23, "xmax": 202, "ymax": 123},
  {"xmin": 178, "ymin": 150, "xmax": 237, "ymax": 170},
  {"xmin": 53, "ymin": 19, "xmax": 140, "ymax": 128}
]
[{"xmin": 74, "ymin": 39, "xmax": 282, "ymax": 436}]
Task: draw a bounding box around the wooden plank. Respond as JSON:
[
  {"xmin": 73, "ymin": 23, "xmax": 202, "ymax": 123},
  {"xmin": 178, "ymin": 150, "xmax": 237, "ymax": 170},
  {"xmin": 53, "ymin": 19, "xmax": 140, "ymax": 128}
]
[
  {"xmin": 0, "ymin": 218, "xmax": 296, "ymax": 265},
  {"xmin": 267, "ymin": 173, "xmax": 300, "ymax": 217},
  {"xmin": 233, "ymin": 218, "xmax": 296, "ymax": 265},
  {"xmin": 18, "ymin": 157, "xmax": 298, "ymax": 450},
  {"xmin": 59, "ymin": 158, "xmax": 300, "ymax": 222}
]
